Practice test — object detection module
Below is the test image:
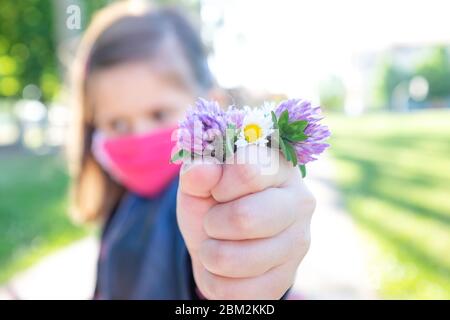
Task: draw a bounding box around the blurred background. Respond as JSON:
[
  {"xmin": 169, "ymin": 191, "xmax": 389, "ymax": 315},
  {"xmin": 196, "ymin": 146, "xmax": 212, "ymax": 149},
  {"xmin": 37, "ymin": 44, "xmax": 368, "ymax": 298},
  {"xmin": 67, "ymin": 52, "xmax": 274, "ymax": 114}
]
[{"xmin": 0, "ymin": 0, "xmax": 449, "ymax": 299}]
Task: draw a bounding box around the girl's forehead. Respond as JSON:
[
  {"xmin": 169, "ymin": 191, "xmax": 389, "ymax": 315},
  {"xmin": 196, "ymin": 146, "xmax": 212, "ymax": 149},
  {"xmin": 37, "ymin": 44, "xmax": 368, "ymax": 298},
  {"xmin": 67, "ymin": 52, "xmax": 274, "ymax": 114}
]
[
  {"xmin": 89, "ymin": 61, "xmax": 194, "ymax": 117},
  {"xmin": 88, "ymin": 34, "xmax": 199, "ymax": 95}
]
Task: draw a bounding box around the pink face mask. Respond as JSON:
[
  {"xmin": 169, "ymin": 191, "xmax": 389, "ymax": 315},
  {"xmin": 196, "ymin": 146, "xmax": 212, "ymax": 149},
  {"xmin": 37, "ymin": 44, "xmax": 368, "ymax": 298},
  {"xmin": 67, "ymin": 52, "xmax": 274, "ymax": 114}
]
[{"xmin": 92, "ymin": 126, "xmax": 181, "ymax": 197}]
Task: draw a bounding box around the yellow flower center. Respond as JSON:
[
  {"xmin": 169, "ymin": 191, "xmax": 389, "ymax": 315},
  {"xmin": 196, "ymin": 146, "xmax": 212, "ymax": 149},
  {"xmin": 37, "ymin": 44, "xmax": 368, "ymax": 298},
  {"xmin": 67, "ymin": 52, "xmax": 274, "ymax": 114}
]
[{"xmin": 243, "ymin": 123, "xmax": 263, "ymax": 143}]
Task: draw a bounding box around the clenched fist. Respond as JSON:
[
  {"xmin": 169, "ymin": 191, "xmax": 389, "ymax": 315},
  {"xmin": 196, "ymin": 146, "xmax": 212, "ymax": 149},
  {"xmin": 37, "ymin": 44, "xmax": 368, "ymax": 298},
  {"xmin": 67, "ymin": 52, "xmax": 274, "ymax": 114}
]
[{"xmin": 177, "ymin": 145, "xmax": 315, "ymax": 300}]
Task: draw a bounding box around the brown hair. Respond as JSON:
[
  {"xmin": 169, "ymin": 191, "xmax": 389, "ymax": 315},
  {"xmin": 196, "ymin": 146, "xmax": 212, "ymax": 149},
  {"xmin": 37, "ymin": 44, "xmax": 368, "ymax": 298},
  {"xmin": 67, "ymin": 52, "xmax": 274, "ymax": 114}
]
[{"xmin": 68, "ymin": 2, "xmax": 213, "ymax": 223}]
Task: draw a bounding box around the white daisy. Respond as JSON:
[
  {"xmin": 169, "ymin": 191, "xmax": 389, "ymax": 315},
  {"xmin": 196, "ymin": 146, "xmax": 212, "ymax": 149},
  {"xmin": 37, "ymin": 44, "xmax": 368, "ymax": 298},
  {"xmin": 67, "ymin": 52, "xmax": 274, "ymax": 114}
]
[{"xmin": 235, "ymin": 105, "xmax": 274, "ymax": 148}]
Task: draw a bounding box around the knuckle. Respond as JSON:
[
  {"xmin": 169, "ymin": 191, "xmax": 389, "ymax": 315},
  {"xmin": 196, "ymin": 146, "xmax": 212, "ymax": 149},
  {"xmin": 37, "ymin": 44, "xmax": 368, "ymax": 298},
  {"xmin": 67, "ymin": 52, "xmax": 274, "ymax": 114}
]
[
  {"xmin": 303, "ymin": 190, "xmax": 317, "ymax": 213},
  {"xmin": 237, "ymin": 163, "xmax": 263, "ymax": 191},
  {"xmin": 296, "ymin": 229, "xmax": 311, "ymax": 254},
  {"xmin": 295, "ymin": 190, "xmax": 316, "ymax": 216},
  {"xmin": 200, "ymin": 240, "xmax": 234, "ymax": 275},
  {"xmin": 306, "ymin": 194, "xmax": 317, "ymax": 212},
  {"xmin": 230, "ymin": 200, "xmax": 254, "ymax": 234}
]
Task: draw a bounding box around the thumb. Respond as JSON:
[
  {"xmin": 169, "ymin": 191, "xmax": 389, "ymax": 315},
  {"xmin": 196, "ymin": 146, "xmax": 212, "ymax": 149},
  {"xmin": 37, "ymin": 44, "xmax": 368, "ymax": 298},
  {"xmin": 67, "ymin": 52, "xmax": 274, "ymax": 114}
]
[
  {"xmin": 179, "ymin": 157, "xmax": 222, "ymax": 198},
  {"xmin": 177, "ymin": 157, "xmax": 222, "ymax": 255}
]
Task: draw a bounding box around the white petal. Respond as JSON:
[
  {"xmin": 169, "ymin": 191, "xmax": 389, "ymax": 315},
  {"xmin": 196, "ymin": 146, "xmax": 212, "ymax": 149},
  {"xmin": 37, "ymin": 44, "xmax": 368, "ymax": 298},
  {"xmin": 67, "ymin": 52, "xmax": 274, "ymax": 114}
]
[{"xmin": 235, "ymin": 138, "xmax": 248, "ymax": 147}]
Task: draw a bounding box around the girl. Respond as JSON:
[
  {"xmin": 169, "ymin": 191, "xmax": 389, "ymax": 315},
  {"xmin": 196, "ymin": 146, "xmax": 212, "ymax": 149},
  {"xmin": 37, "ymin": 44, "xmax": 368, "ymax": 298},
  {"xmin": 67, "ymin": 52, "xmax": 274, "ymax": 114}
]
[{"xmin": 70, "ymin": 2, "xmax": 314, "ymax": 300}]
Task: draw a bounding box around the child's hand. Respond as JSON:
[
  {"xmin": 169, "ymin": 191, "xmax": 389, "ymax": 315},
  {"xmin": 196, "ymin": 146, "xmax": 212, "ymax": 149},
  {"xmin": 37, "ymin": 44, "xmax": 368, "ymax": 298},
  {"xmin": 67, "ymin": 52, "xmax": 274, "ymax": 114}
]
[{"xmin": 177, "ymin": 145, "xmax": 315, "ymax": 299}]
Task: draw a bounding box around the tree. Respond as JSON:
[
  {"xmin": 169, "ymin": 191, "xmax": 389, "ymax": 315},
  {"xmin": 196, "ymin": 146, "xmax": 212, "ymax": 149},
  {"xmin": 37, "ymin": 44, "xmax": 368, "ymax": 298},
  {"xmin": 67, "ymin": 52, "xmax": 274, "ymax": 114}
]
[
  {"xmin": 415, "ymin": 46, "xmax": 450, "ymax": 100},
  {"xmin": 0, "ymin": 0, "xmax": 59, "ymax": 102},
  {"xmin": 372, "ymin": 55, "xmax": 410, "ymax": 109},
  {"xmin": 0, "ymin": 0, "xmax": 114, "ymax": 103},
  {"xmin": 0, "ymin": 0, "xmax": 201, "ymax": 104}
]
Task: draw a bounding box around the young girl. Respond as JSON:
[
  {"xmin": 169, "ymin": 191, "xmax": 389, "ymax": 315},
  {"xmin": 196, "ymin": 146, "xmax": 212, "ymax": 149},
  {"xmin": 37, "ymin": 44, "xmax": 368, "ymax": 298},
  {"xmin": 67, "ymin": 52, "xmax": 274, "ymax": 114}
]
[{"xmin": 70, "ymin": 2, "xmax": 314, "ymax": 300}]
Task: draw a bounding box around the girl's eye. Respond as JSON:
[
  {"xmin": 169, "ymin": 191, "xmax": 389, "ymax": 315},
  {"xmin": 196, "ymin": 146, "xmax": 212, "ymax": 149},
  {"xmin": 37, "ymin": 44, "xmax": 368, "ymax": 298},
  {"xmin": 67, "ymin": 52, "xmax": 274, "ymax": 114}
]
[
  {"xmin": 109, "ymin": 119, "xmax": 130, "ymax": 135},
  {"xmin": 152, "ymin": 109, "xmax": 171, "ymax": 123}
]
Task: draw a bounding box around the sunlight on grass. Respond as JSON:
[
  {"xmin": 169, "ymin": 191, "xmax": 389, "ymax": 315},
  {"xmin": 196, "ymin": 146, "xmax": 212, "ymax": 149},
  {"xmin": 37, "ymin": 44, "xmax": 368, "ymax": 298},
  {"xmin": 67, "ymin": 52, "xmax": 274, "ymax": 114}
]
[{"xmin": 328, "ymin": 110, "xmax": 450, "ymax": 299}]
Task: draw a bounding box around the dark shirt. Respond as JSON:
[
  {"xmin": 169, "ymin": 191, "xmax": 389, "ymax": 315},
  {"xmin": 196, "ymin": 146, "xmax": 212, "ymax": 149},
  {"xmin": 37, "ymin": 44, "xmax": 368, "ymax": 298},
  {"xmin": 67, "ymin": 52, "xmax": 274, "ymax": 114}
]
[{"xmin": 94, "ymin": 178, "xmax": 197, "ymax": 299}]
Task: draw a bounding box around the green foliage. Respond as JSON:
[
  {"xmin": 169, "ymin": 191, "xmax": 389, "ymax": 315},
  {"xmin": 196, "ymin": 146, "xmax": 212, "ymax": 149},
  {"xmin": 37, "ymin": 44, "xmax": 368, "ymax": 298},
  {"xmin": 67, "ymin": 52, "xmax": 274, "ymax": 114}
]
[
  {"xmin": 299, "ymin": 164, "xmax": 306, "ymax": 178},
  {"xmin": 284, "ymin": 141, "xmax": 298, "ymax": 166},
  {"xmin": 276, "ymin": 110, "xmax": 308, "ymax": 143},
  {"xmin": 82, "ymin": 0, "xmax": 115, "ymax": 29},
  {"xmin": 372, "ymin": 55, "xmax": 411, "ymax": 109},
  {"xmin": 0, "ymin": 0, "xmax": 58, "ymax": 101},
  {"xmin": 224, "ymin": 124, "xmax": 237, "ymax": 158},
  {"xmin": 272, "ymin": 110, "xmax": 308, "ymax": 172},
  {"xmin": 0, "ymin": 0, "xmax": 201, "ymax": 103},
  {"xmin": 0, "ymin": 0, "xmax": 113, "ymax": 102},
  {"xmin": 372, "ymin": 46, "xmax": 450, "ymax": 109},
  {"xmin": 283, "ymin": 120, "xmax": 308, "ymax": 142},
  {"xmin": 415, "ymin": 46, "xmax": 450, "ymax": 100},
  {"xmin": 170, "ymin": 149, "xmax": 190, "ymax": 163}
]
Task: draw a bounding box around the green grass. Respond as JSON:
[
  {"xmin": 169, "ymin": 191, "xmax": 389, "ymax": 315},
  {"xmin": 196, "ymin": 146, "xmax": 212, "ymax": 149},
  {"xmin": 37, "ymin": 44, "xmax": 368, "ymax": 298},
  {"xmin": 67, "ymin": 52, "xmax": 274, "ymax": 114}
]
[
  {"xmin": 327, "ymin": 110, "xmax": 450, "ymax": 299},
  {"xmin": 0, "ymin": 150, "xmax": 88, "ymax": 284}
]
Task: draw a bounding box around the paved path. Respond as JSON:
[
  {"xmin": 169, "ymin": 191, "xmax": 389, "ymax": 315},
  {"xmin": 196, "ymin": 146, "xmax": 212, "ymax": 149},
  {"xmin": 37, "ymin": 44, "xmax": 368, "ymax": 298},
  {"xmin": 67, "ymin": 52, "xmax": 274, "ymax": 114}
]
[
  {"xmin": 292, "ymin": 155, "xmax": 376, "ymax": 299},
  {"xmin": 0, "ymin": 153, "xmax": 376, "ymax": 300},
  {"xmin": 0, "ymin": 237, "xmax": 98, "ymax": 300}
]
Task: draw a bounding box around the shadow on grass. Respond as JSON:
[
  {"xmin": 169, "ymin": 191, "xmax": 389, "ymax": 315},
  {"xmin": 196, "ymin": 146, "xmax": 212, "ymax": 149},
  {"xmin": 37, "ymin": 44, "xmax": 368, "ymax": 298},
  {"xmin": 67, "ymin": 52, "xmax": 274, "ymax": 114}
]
[
  {"xmin": 332, "ymin": 152, "xmax": 450, "ymax": 226},
  {"xmin": 330, "ymin": 135, "xmax": 450, "ymax": 281},
  {"xmin": 355, "ymin": 213, "xmax": 450, "ymax": 280}
]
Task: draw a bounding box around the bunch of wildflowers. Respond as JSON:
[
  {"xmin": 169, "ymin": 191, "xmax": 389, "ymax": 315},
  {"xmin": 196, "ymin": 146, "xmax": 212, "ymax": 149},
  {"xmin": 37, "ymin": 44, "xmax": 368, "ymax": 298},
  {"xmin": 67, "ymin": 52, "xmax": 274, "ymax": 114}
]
[{"xmin": 172, "ymin": 98, "xmax": 330, "ymax": 177}]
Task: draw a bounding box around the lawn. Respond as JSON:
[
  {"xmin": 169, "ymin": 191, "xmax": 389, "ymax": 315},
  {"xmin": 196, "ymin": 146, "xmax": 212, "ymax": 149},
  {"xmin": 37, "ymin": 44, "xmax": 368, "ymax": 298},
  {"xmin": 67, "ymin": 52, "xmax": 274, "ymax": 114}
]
[
  {"xmin": 0, "ymin": 150, "xmax": 88, "ymax": 284},
  {"xmin": 327, "ymin": 110, "xmax": 450, "ymax": 299}
]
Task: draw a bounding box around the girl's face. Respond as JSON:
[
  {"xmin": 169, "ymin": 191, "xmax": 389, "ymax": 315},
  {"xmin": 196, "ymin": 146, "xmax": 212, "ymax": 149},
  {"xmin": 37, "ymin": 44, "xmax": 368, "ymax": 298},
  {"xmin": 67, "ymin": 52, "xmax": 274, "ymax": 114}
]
[{"xmin": 90, "ymin": 61, "xmax": 196, "ymax": 137}]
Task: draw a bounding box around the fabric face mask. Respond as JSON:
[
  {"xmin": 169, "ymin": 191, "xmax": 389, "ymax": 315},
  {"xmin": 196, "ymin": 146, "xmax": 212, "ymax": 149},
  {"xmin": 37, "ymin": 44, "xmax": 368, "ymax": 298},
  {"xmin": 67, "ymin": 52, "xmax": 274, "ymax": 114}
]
[{"xmin": 92, "ymin": 126, "xmax": 181, "ymax": 197}]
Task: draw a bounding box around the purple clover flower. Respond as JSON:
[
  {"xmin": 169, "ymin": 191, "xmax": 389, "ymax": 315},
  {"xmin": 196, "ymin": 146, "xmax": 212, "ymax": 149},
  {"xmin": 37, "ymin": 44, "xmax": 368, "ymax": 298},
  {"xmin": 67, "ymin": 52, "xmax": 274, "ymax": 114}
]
[
  {"xmin": 177, "ymin": 98, "xmax": 227, "ymax": 155},
  {"xmin": 275, "ymin": 99, "xmax": 331, "ymax": 164},
  {"xmin": 225, "ymin": 105, "xmax": 245, "ymax": 129}
]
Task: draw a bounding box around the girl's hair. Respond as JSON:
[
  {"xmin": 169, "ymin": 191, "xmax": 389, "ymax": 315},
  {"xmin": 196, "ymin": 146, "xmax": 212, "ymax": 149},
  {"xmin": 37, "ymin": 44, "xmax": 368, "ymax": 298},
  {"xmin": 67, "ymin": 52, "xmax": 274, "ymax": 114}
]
[{"xmin": 69, "ymin": 2, "xmax": 214, "ymax": 223}]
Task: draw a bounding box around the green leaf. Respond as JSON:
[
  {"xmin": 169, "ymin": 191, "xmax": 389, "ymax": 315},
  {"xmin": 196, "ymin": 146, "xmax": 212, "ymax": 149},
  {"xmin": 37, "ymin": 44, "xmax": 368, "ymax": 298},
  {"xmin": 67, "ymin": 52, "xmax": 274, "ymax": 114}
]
[
  {"xmin": 278, "ymin": 110, "xmax": 289, "ymax": 131},
  {"xmin": 279, "ymin": 138, "xmax": 290, "ymax": 162},
  {"xmin": 170, "ymin": 149, "xmax": 190, "ymax": 163},
  {"xmin": 271, "ymin": 129, "xmax": 289, "ymax": 161},
  {"xmin": 225, "ymin": 127, "xmax": 236, "ymax": 158},
  {"xmin": 299, "ymin": 164, "xmax": 306, "ymax": 178},
  {"xmin": 284, "ymin": 141, "xmax": 298, "ymax": 167},
  {"xmin": 282, "ymin": 132, "xmax": 308, "ymax": 142},
  {"xmin": 286, "ymin": 120, "xmax": 308, "ymax": 132},
  {"xmin": 282, "ymin": 120, "xmax": 308, "ymax": 142},
  {"xmin": 271, "ymin": 111, "xmax": 279, "ymax": 129},
  {"xmin": 283, "ymin": 120, "xmax": 308, "ymax": 136},
  {"xmin": 289, "ymin": 120, "xmax": 308, "ymax": 131}
]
